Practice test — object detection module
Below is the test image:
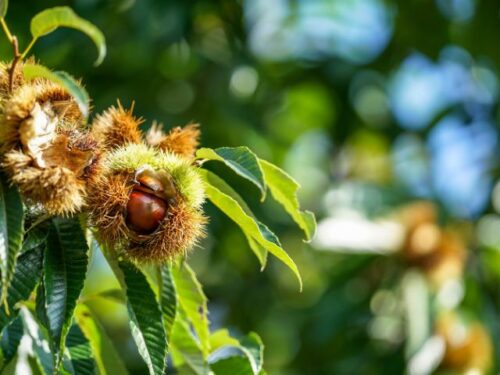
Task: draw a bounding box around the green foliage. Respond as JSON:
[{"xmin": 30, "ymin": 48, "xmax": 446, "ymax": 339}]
[
  {"xmin": 0, "ymin": 316, "xmax": 23, "ymax": 370},
  {"xmin": 65, "ymin": 323, "xmax": 96, "ymax": 375},
  {"xmin": 115, "ymin": 260, "xmax": 167, "ymax": 375},
  {"xmin": 0, "ymin": 0, "xmax": 7, "ymax": 19},
  {"xmin": 259, "ymin": 160, "xmax": 316, "ymax": 241},
  {"xmin": 197, "ymin": 147, "xmax": 267, "ymax": 199},
  {"xmin": 75, "ymin": 305, "xmax": 129, "ymax": 375},
  {"xmin": 159, "ymin": 264, "xmax": 177, "ymax": 341},
  {"xmin": 43, "ymin": 218, "xmax": 89, "ymax": 369},
  {"xmin": 0, "ymin": 248, "xmax": 42, "ymax": 332},
  {"xmin": 200, "ymin": 169, "xmax": 302, "ymax": 290},
  {"xmin": 172, "ymin": 263, "xmax": 210, "ymax": 357},
  {"xmin": 29, "ymin": 6, "xmax": 106, "ymax": 65},
  {"xmin": 0, "ymin": 174, "xmax": 24, "ymax": 306}
]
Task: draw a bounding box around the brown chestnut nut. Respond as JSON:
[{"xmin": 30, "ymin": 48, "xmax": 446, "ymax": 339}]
[{"xmin": 126, "ymin": 190, "xmax": 168, "ymax": 234}]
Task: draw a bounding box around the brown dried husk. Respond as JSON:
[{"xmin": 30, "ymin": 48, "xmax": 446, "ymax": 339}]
[
  {"xmin": 2, "ymin": 149, "xmax": 87, "ymax": 215},
  {"xmin": 0, "ymin": 76, "xmax": 100, "ymax": 214},
  {"xmin": 146, "ymin": 123, "xmax": 200, "ymax": 158},
  {"xmin": 0, "ymin": 78, "xmax": 83, "ymax": 153},
  {"xmin": 88, "ymin": 170, "xmax": 206, "ymax": 263},
  {"xmin": 91, "ymin": 103, "xmax": 143, "ymax": 150}
]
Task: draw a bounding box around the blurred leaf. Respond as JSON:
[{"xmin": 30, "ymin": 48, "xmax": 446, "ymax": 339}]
[
  {"xmin": 0, "ymin": 248, "xmax": 42, "ymax": 332},
  {"xmin": 30, "ymin": 6, "xmax": 106, "ymax": 65},
  {"xmin": 81, "ymin": 289, "xmax": 125, "ymax": 305},
  {"xmin": 259, "ymin": 159, "xmax": 316, "ymax": 241},
  {"xmin": 0, "ymin": 316, "xmax": 23, "ymax": 370},
  {"xmin": 118, "ymin": 261, "xmax": 167, "ymax": 375},
  {"xmin": 245, "ymin": 236, "xmax": 268, "ymax": 271},
  {"xmin": 75, "ymin": 304, "xmax": 129, "ymax": 375},
  {"xmin": 200, "ymin": 169, "xmax": 302, "ymax": 290},
  {"xmin": 21, "ymin": 307, "xmax": 55, "ymax": 375},
  {"xmin": 209, "ymin": 332, "xmax": 263, "ymax": 375},
  {"xmin": 197, "ymin": 147, "xmax": 266, "ymax": 199},
  {"xmin": 44, "ymin": 217, "xmax": 89, "ymax": 369},
  {"xmin": 209, "ymin": 330, "xmax": 240, "ymax": 352},
  {"xmin": 0, "ymin": 174, "xmax": 24, "ymax": 305},
  {"xmin": 64, "ymin": 323, "xmax": 96, "ymax": 375},
  {"xmin": 402, "ymin": 271, "xmax": 430, "ymax": 358},
  {"xmin": 0, "ymin": 0, "xmax": 7, "ymax": 18},
  {"xmin": 159, "ymin": 264, "xmax": 177, "ymax": 341},
  {"xmin": 172, "ymin": 263, "xmax": 209, "ymax": 357},
  {"xmin": 210, "ymin": 356, "xmax": 253, "ymax": 375},
  {"xmin": 170, "ymin": 313, "xmax": 208, "ymax": 375},
  {"xmin": 23, "ymin": 64, "xmax": 90, "ymax": 118},
  {"xmin": 239, "ymin": 333, "xmax": 264, "ymax": 373}
]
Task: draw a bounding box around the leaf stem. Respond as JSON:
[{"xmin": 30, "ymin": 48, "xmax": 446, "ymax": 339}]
[
  {"xmin": 8, "ymin": 35, "xmax": 20, "ymax": 93},
  {"xmin": 21, "ymin": 37, "xmax": 37, "ymax": 60},
  {"xmin": 0, "ymin": 18, "xmax": 13, "ymax": 42}
]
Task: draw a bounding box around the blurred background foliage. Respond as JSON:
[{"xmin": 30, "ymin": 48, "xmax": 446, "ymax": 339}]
[{"xmin": 3, "ymin": 0, "xmax": 500, "ymax": 374}]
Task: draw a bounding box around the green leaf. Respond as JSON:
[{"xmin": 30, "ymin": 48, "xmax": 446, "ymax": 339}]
[
  {"xmin": 0, "ymin": 248, "xmax": 43, "ymax": 332},
  {"xmin": 209, "ymin": 332, "xmax": 264, "ymax": 375},
  {"xmin": 197, "ymin": 147, "xmax": 266, "ymax": 199},
  {"xmin": 258, "ymin": 160, "xmax": 316, "ymax": 241},
  {"xmin": 245, "ymin": 236, "xmax": 268, "ymax": 270},
  {"xmin": 172, "ymin": 263, "xmax": 210, "ymax": 357},
  {"xmin": 30, "ymin": 6, "xmax": 106, "ymax": 65},
  {"xmin": 209, "ymin": 330, "xmax": 240, "ymax": 352},
  {"xmin": 0, "ymin": 316, "xmax": 23, "ymax": 370},
  {"xmin": 22, "ymin": 219, "xmax": 50, "ymax": 253},
  {"xmin": 75, "ymin": 304, "xmax": 129, "ymax": 375},
  {"xmin": 81, "ymin": 288, "xmax": 126, "ymax": 305},
  {"xmin": 64, "ymin": 323, "xmax": 96, "ymax": 375},
  {"xmin": 118, "ymin": 261, "xmax": 167, "ymax": 375},
  {"xmin": 240, "ymin": 333, "xmax": 264, "ymax": 373},
  {"xmin": 210, "ymin": 356, "xmax": 253, "ymax": 375},
  {"xmin": 20, "ymin": 307, "xmax": 55, "ymax": 375},
  {"xmin": 0, "ymin": 174, "xmax": 24, "ymax": 305},
  {"xmin": 170, "ymin": 314, "xmax": 209, "ymax": 375},
  {"xmin": 159, "ymin": 264, "xmax": 177, "ymax": 341},
  {"xmin": 0, "ymin": 0, "xmax": 7, "ymax": 18},
  {"xmin": 43, "ymin": 217, "xmax": 89, "ymax": 369},
  {"xmin": 23, "ymin": 64, "xmax": 90, "ymax": 119},
  {"xmin": 200, "ymin": 170, "xmax": 302, "ymax": 290}
]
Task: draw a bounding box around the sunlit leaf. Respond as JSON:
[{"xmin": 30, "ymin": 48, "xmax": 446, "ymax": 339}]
[
  {"xmin": 239, "ymin": 333, "xmax": 264, "ymax": 373},
  {"xmin": 210, "ymin": 356, "xmax": 253, "ymax": 375},
  {"xmin": 245, "ymin": 235, "xmax": 268, "ymax": 270},
  {"xmin": 21, "ymin": 307, "xmax": 55, "ymax": 375},
  {"xmin": 0, "ymin": 248, "xmax": 42, "ymax": 332},
  {"xmin": 0, "ymin": 316, "xmax": 23, "ymax": 370},
  {"xmin": 0, "ymin": 174, "xmax": 24, "ymax": 305},
  {"xmin": 170, "ymin": 313, "xmax": 209, "ymax": 375},
  {"xmin": 43, "ymin": 217, "xmax": 89, "ymax": 369},
  {"xmin": 75, "ymin": 304, "xmax": 129, "ymax": 375},
  {"xmin": 81, "ymin": 288, "xmax": 126, "ymax": 305},
  {"xmin": 197, "ymin": 147, "xmax": 266, "ymax": 199},
  {"xmin": 0, "ymin": 0, "xmax": 7, "ymax": 18},
  {"xmin": 159, "ymin": 264, "xmax": 177, "ymax": 341},
  {"xmin": 172, "ymin": 263, "xmax": 210, "ymax": 357},
  {"xmin": 200, "ymin": 170, "xmax": 302, "ymax": 290},
  {"xmin": 118, "ymin": 261, "xmax": 167, "ymax": 375},
  {"xmin": 30, "ymin": 6, "xmax": 106, "ymax": 65},
  {"xmin": 209, "ymin": 330, "xmax": 240, "ymax": 352},
  {"xmin": 23, "ymin": 64, "xmax": 90, "ymax": 119},
  {"xmin": 64, "ymin": 323, "xmax": 96, "ymax": 375},
  {"xmin": 259, "ymin": 160, "xmax": 316, "ymax": 241},
  {"xmin": 209, "ymin": 332, "xmax": 264, "ymax": 375}
]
